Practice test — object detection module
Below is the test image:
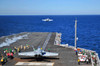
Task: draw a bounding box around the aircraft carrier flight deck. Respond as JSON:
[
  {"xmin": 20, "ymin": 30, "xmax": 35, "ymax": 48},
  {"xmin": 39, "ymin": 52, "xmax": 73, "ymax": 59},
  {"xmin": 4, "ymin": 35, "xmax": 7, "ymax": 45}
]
[{"xmin": 0, "ymin": 32, "xmax": 80, "ymax": 66}]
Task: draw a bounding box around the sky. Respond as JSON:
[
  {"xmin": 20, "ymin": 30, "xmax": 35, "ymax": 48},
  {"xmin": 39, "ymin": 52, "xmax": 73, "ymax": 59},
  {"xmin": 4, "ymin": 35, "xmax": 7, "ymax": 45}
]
[{"xmin": 0, "ymin": 0, "xmax": 100, "ymax": 15}]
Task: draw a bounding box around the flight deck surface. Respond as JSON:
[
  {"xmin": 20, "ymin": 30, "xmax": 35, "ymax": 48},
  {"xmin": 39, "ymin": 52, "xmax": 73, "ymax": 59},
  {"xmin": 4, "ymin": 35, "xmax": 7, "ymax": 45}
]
[{"xmin": 0, "ymin": 32, "xmax": 78, "ymax": 66}]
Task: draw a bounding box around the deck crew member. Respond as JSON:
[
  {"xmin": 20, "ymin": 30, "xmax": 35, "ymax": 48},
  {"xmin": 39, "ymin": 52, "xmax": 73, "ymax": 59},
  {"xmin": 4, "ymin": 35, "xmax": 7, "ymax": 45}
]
[{"xmin": 78, "ymin": 59, "xmax": 80, "ymax": 65}]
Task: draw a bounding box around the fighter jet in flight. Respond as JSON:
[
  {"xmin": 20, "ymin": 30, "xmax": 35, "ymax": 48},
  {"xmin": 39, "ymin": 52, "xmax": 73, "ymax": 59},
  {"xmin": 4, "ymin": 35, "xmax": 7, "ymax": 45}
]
[
  {"xmin": 18, "ymin": 33, "xmax": 58, "ymax": 58},
  {"xmin": 42, "ymin": 18, "xmax": 53, "ymax": 22}
]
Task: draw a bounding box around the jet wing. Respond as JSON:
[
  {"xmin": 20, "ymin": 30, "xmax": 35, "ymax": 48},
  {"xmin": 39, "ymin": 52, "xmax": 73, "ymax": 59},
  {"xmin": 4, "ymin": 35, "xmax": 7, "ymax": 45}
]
[
  {"xmin": 18, "ymin": 51, "xmax": 36, "ymax": 57},
  {"xmin": 42, "ymin": 52, "xmax": 58, "ymax": 57}
]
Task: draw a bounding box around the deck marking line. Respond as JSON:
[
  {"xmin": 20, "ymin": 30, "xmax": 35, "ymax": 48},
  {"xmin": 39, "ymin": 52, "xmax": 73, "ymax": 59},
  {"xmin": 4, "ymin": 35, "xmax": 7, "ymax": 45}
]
[{"xmin": 15, "ymin": 62, "xmax": 54, "ymax": 66}]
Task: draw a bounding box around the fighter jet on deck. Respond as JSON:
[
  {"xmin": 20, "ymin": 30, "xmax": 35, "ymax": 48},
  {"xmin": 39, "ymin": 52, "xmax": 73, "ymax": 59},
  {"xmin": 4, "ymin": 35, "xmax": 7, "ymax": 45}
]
[
  {"xmin": 18, "ymin": 47, "xmax": 58, "ymax": 57},
  {"xmin": 18, "ymin": 33, "xmax": 58, "ymax": 57}
]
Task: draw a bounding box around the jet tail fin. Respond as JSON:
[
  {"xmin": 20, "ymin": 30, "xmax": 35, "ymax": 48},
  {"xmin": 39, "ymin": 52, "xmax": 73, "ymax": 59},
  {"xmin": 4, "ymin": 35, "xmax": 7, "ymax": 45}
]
[{"xmin": 32, "ymin": 46, "xmax": 35, "ymax": 51}]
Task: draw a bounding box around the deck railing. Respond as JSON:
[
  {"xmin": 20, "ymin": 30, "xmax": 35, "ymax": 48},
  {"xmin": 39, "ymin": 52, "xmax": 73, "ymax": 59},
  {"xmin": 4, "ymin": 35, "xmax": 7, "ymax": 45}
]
[{"xmin": 54, "ymin": 32, "xmax": 100, "ymax": 66}]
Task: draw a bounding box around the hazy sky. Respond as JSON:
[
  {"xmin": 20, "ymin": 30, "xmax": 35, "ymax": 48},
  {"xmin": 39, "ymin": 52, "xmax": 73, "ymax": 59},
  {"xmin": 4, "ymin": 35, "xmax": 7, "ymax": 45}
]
[{"xmin": 0, "ymin": 0, "xmax": 100, "ymax": 15}]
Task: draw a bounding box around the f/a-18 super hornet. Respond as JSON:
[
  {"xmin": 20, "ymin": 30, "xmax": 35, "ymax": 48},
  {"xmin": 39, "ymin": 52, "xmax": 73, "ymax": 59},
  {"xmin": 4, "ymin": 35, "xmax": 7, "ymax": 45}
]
[
  {"xmin": 42, "ymin": 18, "xmax": 53, "ymax": 22},
  {"xmin": 18, "ymin": 33, "xmax": 58, "ymax": 58}
]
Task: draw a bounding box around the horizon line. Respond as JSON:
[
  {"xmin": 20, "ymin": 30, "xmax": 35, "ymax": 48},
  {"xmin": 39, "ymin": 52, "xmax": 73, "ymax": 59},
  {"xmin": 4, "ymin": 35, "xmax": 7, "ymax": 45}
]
[{"xmin": 0, "ymin": 14, "xmax": 100, "ymax": 16}]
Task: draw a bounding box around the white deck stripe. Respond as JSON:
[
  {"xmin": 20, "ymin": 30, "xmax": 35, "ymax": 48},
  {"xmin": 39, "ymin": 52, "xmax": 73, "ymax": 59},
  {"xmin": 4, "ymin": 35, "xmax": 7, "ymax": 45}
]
[{"xmin": 15, "ymin": 62, "xmax": 54, "ymax": 66}]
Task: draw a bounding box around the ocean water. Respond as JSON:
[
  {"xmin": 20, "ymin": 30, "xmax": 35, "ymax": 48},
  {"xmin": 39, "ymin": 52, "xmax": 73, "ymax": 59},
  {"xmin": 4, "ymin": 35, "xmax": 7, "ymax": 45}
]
[{"xmin": 0, "ymin": 15, "xmax": 100, "ymax": 57}]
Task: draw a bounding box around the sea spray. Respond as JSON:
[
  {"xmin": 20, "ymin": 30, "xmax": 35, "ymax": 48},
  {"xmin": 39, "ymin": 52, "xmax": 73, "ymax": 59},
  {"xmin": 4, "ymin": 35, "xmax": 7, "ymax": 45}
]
[{"xmin": 0, "ymin": 34, "xmax": 28, "ymax": 47}]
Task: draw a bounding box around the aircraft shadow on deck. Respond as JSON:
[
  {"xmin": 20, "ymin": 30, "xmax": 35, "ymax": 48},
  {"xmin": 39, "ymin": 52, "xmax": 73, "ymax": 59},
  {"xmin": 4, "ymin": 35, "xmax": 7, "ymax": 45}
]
[{"xmin": 20, "ymin": 56, "xmax": 59, "ymax": 62}]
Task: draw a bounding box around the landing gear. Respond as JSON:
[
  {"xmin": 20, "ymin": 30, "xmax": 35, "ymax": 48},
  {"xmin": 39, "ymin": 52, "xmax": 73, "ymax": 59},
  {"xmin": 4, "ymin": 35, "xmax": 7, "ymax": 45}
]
[{"xmin": 35, "ymin": 55, "xmax": 43, "ymax": 61}]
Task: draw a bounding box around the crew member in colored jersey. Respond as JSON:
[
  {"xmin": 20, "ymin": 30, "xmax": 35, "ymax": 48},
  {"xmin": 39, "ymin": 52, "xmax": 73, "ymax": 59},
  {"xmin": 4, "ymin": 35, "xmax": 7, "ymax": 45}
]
[
  {"xmin": 78, "ymin": 59, "xmax": 80, "ymax": 65},
  {"xmin": 10, "ymin": 52, "xmax": 14, "ymax": 59}
]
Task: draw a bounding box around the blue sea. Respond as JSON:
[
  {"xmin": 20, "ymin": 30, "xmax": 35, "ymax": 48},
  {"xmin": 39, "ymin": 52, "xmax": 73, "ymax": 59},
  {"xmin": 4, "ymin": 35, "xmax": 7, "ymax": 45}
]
[{"xmin": 0, "ymin": 15, "xmax": 100, "ymax": 57}]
